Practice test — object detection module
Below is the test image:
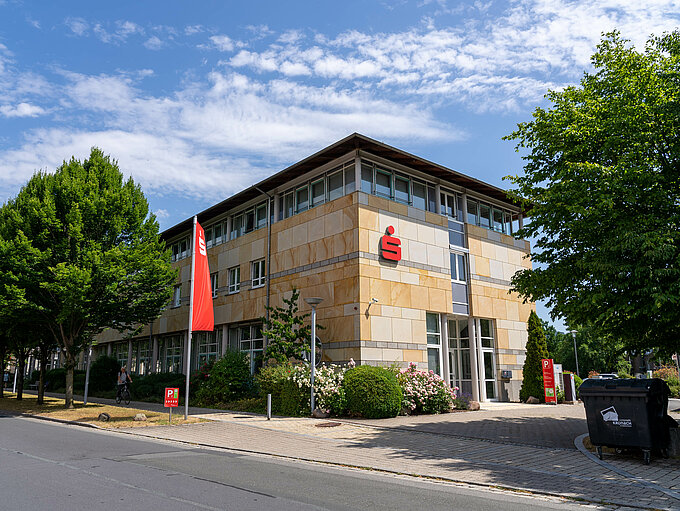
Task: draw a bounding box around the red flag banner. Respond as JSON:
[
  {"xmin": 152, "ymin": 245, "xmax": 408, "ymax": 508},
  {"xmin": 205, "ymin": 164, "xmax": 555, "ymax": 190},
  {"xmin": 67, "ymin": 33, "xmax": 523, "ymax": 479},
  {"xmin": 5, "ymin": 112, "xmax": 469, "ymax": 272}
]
[{"xmin": 191, "ymin": 221, "xmax": 214, "ymax": 331}]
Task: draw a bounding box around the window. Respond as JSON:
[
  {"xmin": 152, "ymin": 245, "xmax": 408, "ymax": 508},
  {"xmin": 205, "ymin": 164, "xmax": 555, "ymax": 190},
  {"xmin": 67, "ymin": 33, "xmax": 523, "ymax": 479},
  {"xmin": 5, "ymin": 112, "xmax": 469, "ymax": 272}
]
[
  {"xmin": 448, "ymin": 319, "xmax": 472, "ymax": 395},
  {"xmin": 172, "ymin": 285, "xmax": 181, "ymax": 307},
  {"xmin": 213, "ymin": 223, "xmax": 223, "ymax": 244},
  {"xmin": 328, "ymin": 170, "xmax": 344, "ymax": 201},
  {"xmin": 311, "ymin": 179, "xmax": 325, "ymax": 207},
  {"xmin": 394, "ymin": 174, "xmax": 410, "ymax": 204},
  {"xmin": 479, "ymin": 204, "xmax": 491, "ymax": 229},
  {"xmin": 296, "ymin": 185, "xmax": 309, "ymax": 213},
  {"xmin": 205, "ymin": 226, "xmax": 214, "ymax": 248},
  {"xmin": 245, "ymin": 209, "xmax": 255, "ymax": 233},
  {"xmin": 136, "ymin": 340, "xmax": 150, "ymax": 376},
  {"xmin": 229, "ymin": 323, "xmax": 263, "ymax": 374},
  {"xmin": 256, "ymin": 204, "xmax": 267, "ymax": 230},
  {"xmin": 427, "ymin": 185, "xmax": 437, "ymax": 213},
  {"xmin": 230, "ymin": 214, "xmax": 243, "ymax": 240},
  {"xmin": 412, "ymin": 180, "xmax": 427, "ymax": 210},
  {"xmin": 375, "ymin": 169, "xmax": 392, "ymax": 198},
  {"xmin": 448, "ymin": 220, "xmax": 465, "ymax": 247},
  {"xmin": 450, "ymin": 252, "xmax": 469, "ymax": 314},
  {"xmin": 162, "ymin": 335, "xmax": 183, "ymax": 373},
  {"xmin": 426, "ymin": 313, "xmax": 442, "ymax": 377},
  {"xmin": 467, "ymin": 199, "xmax": 478, "ymax": 226},
  {"xmin": 344, "ymin": 165, "xmax": 355, "ymax": 193},
  {"xmin": 361, "ymin": 163, "xmax": 373, "ymax": 193},
  {"xmin": 251, "ymin": 259, "xmax": 266, "ymax": 288},
  {"xmin": 283, "ymin": 192, "xmax": 294, "ymax": 220},
  {"xmin": 111, "ymin": 341, "xmax": 128, "ymax": 368},
  {"xmin": 441, "ymin": 192, "xmax": 455, "ymax": 218},
  {"xmin": 228, "ymin": 266, "xmax": 240, "ymax": 294},
  {"xmin": 170, "ymin": 237, "xmax": 189, "ymax": 262},
  {"xmin": 195, "ymin": 329, "xmax": 222, "ymax": 369},
  {"xmin": 492, "ymin": 208, "xmax": 504, "ymax": 232},
  {"xmin": 210, "ymin": 272, "xmax": 218, "ymax": 298}
]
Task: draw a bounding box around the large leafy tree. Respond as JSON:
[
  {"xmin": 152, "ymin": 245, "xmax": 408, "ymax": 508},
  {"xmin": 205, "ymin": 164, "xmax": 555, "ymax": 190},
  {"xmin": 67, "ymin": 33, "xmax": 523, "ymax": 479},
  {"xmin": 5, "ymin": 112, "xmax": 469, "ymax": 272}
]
[
  {"xmin": 506, "ymin": 31, "xmax": 680, "ymax": 354},
  {"xmin": 0, "ymin": 148, "xmax": 176, "ymax": 408}
]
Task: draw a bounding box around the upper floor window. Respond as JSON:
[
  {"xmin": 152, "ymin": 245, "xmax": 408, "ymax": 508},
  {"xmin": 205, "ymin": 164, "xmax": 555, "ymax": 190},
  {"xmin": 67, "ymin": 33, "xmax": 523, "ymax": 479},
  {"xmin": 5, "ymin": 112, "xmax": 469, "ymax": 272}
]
[
  {"xmin": 230, "ymin": 200, "xmax": 270, "ymax": 240},
  {"xmin": 251, "ymin": 259, "xmax": 266, "ymax": 288},
  {"xmin": 172, "ymin": 284, "xmax": 181, "ymax": 307},
  {"xmin": 210, "ymin": 272, "xmax": 218, "ymax": 298},
  {"xmin": 467, "ymin": 198, "xmax": 521, "ymax": 236},
  {"xmin": 278, "ymin": 160, "xmax": 355, "ymax": 222},
  {"xmin": 228, "ymin": 266, "xmax": 240, "ymax": 294},
  {"xmin": 170, "ymin": 238, "xmax": 189, "ymax": 262},
  {"xmin": 360, "ymin": 159, "xmax": 436, "ymax": 213}
]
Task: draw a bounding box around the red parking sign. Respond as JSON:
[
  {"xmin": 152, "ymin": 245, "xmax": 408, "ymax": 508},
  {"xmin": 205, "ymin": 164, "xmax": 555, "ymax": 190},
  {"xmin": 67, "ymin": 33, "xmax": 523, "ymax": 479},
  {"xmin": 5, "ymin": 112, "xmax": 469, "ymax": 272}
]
[
  {"xmin": 164, "ymin": 387, "xmax": 179, "ymax": 408},
  {"xmin": 542, "ymin": 359, "xmax": 557, "ymax": 404}
]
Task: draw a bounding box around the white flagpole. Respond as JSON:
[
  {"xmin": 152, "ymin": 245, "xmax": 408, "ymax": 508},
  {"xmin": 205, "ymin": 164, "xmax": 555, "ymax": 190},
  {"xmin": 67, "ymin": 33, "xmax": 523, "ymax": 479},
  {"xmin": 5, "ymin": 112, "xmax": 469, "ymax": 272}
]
[{"xmin": 184, "ymin": 216, "xmax": 197, "ymax": 420}]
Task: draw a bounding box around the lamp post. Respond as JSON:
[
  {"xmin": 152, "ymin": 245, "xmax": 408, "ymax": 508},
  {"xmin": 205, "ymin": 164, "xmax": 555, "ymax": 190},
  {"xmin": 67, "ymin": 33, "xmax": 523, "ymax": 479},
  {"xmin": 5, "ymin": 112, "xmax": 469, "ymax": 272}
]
[
  {"xmin": 304, "ymin": 297, "xmax": 323, "ymax": 413},
  {"xmin": 569, "ymin": 329, "xmax": 580, "ymax": 378}
]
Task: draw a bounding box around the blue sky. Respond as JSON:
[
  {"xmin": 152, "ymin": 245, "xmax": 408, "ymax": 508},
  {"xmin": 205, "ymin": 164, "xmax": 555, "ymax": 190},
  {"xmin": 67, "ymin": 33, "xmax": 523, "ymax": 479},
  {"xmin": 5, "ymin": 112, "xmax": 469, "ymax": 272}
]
[{"xmin": 1, "ymin": 0, "xmax": 679, "ymax": 328}]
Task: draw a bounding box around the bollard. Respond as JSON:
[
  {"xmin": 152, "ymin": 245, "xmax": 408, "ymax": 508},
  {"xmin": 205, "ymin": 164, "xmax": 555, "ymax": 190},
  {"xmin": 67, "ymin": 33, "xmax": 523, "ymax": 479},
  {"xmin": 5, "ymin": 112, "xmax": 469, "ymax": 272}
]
[{"xmin": 267, "ymin": 393, "xmax": 272, "ymax": 420}]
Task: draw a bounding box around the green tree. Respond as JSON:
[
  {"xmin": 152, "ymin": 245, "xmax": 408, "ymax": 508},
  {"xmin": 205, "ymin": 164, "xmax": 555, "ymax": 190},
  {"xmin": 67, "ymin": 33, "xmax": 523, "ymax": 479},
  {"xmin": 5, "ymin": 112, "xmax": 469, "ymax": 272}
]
[
  {"xmin": 505, "ymin": 31, "xmax": 680, "ymax": 355},
  {"xmin": 554, "ymin": 326, "xmax": 629, "ymax": 378},
  {"xmin": 519, "ymin": 311, "xmax": 549, "ymax": 403},
  {"xmin": 0, "ymin": 148, "xmax": 176, "ymax": 408},
  {"xmin": 261, "ymin": 287, "xmax": 323, "ymax": 364}
]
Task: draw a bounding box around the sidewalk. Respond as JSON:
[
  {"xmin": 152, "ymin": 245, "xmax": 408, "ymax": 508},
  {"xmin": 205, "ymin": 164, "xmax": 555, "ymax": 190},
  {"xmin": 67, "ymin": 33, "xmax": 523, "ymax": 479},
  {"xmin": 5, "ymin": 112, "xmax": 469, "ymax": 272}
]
[{"xmin": 112, "ymin": 403, "xmax": 680, "ymax": 510}]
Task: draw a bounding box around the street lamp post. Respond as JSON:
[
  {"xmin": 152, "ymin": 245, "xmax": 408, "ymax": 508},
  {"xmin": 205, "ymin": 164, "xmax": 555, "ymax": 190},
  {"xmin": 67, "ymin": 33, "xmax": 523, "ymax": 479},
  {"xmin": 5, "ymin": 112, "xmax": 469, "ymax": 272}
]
[
  {"xmin": 304, "ymin": 297, "xmax": 323, "ymax": 413},
  {"xmin": 569, "ymin": 330, "xmax": 580, "ymax": 378}
]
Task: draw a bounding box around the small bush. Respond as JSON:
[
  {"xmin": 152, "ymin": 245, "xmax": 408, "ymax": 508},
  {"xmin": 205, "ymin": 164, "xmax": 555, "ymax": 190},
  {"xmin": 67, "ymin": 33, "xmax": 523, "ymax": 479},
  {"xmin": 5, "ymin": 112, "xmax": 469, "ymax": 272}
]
[
  {"xmin": 257, "ymin": 362, "xmax": 296, "ymax": 413},
  {"xmin": 279, "ymin": 377, "xmax": 309, "ymax": 416},
  {"xmin": 453, "ymin": 391, "xmax": 473, "ymax": 410},
  {"xmin": 344, "ymin": 365, "xmax": 402, "ymax": 419},
  {"xmin": 89, "ymin": 355, "xmax": 120, "ymax": 392},
  {"xmin": 396, "ymin": 363, "xmax": 454, "ymax": 414},
  {"xmin": 195, "ymin": 351, "xmax": 254, "ymax": 406}
]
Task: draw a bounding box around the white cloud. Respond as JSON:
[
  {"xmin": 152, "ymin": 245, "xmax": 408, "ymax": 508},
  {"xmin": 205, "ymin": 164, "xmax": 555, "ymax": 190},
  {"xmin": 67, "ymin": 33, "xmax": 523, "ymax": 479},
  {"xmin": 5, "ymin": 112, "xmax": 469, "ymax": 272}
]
[
  {"xmin": 0, "ymin": 102, "xmax": 46, "ymax": 118},
  {"xmin": 154, "ymin": 208, "xmax": 170, "ymax": 219},
  {"xmin": 65, "ymin": 17, "xmax": 88, "ymax": 36},
  {"xmin": 144, "ymin": 36, "xmax": 163, "ymax": 50},
  {"xmin": 93, "ymin": 20, "xmax": 144, "ymax": 44},
  {"xmin": 209, "ymin": 35, "xmax": 235, "ymax": 52},
  {"xmin": 185, "ymin": 25, "xmax": 204, "ymax": 35}
]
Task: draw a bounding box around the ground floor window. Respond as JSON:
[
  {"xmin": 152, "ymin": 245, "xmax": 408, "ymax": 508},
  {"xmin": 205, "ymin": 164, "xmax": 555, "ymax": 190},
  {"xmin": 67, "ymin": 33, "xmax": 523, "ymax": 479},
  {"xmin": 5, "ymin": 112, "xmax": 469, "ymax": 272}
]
[
  {"xmin": 448, "ymin": 318, "xmax": 472, "ymax": 396},
  {"xmin": 194, "ymin": 329, "xmax": 222, "ymax": 369},
  {"xmin": 228, "ymin": 323, "xmax": 263, "ymax": 374},
  {"xmin": 159, "ymin": 334, "xmax": 183, "ymax": 373},
  {"xmin": 135, "ymin": 339, "xmax": 151, "ymax": 376},
  {"xmin": 111, "ymin": 341, "xmax": 128, "ymax": 368},
  {"xmin": 426, "ymin": 312, "xmax": 442, "ymax": 377}
]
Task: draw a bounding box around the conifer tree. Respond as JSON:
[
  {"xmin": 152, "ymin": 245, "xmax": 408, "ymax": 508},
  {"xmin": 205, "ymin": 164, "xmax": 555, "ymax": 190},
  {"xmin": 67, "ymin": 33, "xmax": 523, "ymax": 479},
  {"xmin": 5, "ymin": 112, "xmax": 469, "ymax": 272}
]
[{"xmin": 519, "ymin": 311, "xmax": 549, "ymax": 402}]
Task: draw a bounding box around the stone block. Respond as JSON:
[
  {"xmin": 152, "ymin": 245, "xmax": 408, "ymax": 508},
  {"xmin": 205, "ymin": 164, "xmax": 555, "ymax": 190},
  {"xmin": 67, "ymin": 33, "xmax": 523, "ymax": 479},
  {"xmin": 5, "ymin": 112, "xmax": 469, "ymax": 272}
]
[
  {"xmin": 403, "ymin": 349, "xmax": 424, "ymax": 362},
  {"xmin": 134, "ymin": 413, "xmax": 147, "ymax": 421}
]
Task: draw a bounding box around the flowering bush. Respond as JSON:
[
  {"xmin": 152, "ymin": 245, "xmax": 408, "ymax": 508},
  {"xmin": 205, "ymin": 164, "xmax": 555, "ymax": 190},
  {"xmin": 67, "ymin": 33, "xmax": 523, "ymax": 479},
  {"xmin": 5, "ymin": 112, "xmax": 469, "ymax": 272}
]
[
  {"xmin": 396, "ymin": 363, "xmax": 455, "ymax": 414},
  {"xmin": 258, "ymin": 362, "xmax": 348, "ymax": 416}
]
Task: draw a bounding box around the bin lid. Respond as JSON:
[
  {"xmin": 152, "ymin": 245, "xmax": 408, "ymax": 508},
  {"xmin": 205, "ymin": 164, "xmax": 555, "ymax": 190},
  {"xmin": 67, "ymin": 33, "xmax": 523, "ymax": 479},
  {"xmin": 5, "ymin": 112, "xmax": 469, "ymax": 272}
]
[{"xmin": 579, "ymin": 378, "xmax": 668, "ymax": 397}]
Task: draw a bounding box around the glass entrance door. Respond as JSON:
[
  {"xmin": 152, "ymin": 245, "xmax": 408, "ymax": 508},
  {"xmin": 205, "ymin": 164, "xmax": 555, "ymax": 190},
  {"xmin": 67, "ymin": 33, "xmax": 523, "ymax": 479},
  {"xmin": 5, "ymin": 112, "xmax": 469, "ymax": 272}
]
[
  {"xmin": 448, "ymin": 319, "xmax": 472, "ymax": 396},
  {"xmin": 479, "ymin": 319, "xmax": 497, "ymax": 400}
]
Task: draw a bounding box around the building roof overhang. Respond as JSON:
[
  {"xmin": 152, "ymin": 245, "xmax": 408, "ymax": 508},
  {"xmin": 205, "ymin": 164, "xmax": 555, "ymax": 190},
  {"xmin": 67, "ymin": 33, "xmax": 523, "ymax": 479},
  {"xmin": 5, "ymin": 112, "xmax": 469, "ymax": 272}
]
[{"xmin": 162, "ymin": 132, "xmax": 527, "ymax": 240}]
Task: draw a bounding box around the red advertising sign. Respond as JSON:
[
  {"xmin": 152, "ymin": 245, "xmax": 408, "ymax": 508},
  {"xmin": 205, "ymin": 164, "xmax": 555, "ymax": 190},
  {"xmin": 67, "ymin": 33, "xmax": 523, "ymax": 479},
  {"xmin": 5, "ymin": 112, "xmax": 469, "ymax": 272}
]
[
  {"xmin": 542, "ymin": 359, "xmax": 557, "ymax": 404},
  {"xmin": 380, "ymin": 226, "xmax": 401, "ymax": 262},
  {"xmin": 191, "ymin": 221, "xmax": 214, "ymax": 332},
  {"xmin": 164, "ymin": 387, "xmax": 179, "ymax": 408}
]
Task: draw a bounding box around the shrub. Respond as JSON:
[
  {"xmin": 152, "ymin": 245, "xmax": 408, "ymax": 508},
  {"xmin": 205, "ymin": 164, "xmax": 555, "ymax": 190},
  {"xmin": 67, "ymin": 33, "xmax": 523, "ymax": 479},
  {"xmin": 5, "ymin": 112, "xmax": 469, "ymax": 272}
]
[
  {"xmin": 195, "ymin": 351, "xmax": 254, "ymax": 406},
  {"xmin": 89, "ymin": 355, "xmax": 120, "ymax": 392},
  {"xmin": 519, "ymin": 311, "xmax": 549, "ymax": 403},
  {"xmin": 653, "ymin": 365, "xmax": 680, "ymax": 398},
  {"xmin": 44, "ymin": 368, "xmax": 67, "ymax": 391},
  {"xmin": 190, "ymin": 361, "xmax": 214, "ymax": 398},
  {"xmin": 396, "ymin": 363, "xmax": 454, "ymax": 414},
  {"xmin": 453, "ymin": 391, "xmax": 473, "ymax": 410},
  {"xmin": 257, "ymin": 361, "xmax": 296, "ymax": 413},
  {"xmin": 280, "ymin": 376, "xmax": 309, "ymax": 416},
  {"xmin": 344, "ymin": 365, "xmax": 402, "ymax": 419},
  {"xmin": 130, "ymin": 372, "xmax": 185, "ymax": 401}
]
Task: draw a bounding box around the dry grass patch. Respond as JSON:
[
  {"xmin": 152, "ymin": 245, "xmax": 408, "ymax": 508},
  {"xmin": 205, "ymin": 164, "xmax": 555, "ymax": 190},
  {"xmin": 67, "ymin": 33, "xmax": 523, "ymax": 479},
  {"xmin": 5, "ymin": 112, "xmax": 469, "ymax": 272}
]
[{"xmin": 0, "ymin": 393, "xmax": 205, "ymax": 428}]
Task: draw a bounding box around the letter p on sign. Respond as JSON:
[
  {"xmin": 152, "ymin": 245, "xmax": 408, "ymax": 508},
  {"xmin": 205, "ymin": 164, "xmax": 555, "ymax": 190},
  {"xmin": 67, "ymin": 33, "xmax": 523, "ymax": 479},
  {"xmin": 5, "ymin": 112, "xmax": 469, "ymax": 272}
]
[{"xmin": 164, "ymin": 387, "xmax": 179, "ymax": 408}]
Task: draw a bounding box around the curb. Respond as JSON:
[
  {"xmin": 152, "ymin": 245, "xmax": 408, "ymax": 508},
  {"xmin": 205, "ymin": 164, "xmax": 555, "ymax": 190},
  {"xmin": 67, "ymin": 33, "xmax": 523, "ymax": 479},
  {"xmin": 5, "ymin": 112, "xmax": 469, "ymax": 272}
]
[{"xmin": 574, "ymin": 433, "xmax": 680, "ymax": 503}]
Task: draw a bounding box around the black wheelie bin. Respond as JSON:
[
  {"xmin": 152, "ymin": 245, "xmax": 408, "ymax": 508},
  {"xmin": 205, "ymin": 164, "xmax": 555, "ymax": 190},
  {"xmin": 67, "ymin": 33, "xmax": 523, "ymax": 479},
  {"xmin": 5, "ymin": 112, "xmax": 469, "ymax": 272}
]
[{"xmin": 580, "ymin": 378, "xmax": 678, "ymax": 464}]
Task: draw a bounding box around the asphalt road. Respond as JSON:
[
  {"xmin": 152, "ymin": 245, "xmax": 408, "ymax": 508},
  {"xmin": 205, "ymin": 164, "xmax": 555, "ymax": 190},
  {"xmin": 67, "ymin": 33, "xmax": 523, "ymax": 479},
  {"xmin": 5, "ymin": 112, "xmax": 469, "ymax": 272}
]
[{"xmin": 0, "ymin": 416, "xmax": 603, "ymax": 511}]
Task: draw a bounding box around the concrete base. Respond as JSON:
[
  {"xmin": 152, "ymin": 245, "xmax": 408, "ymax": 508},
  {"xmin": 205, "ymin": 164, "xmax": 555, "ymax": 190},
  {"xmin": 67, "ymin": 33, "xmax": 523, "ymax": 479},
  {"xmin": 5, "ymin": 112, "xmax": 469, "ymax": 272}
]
[{"xmin": 670, "ymin": 427, "xmax": 680, "ymax": 457}]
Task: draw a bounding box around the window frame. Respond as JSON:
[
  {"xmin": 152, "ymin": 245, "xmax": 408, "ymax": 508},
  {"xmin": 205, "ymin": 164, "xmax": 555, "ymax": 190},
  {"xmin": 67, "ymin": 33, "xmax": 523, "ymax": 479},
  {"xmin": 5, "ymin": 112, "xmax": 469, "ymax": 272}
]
[
  {"xmin": 251, "ymin": 259, "xmax": 266, "ymax": 288},
  {"xmin": 228, "ymin": 266, "xmax": 241, "ymax": 294}
]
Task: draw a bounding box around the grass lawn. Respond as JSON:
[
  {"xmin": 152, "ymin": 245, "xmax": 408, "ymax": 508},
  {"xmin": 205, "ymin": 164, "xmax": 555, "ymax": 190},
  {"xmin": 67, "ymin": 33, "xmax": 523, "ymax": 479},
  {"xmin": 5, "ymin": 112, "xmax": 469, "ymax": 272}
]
[{"xmin": 0, "ymin": 393, "xmax": 206, "ymax": 428}]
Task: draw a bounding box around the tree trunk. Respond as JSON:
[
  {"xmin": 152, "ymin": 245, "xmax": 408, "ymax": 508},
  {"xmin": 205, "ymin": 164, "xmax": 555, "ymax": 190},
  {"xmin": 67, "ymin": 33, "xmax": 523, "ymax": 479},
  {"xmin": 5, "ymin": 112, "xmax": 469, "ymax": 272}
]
[
  {"xmin": 37, "ymin": 346, "xmax": 48, "ymax": 405},
  {"xmin": 64, "ymin": 352, "xmax": 75, "ymax": 409},
  {"xmin": 16, "ymin": 352, "xmax": 26, "ymax": 400}
]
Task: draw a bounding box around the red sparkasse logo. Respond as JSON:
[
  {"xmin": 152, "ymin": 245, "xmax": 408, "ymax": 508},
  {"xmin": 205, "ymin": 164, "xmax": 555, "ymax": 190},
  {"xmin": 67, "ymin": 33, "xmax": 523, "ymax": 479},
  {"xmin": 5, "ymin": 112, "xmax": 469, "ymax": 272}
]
[{"xmin": 380, "ymin": 226, "xmax": 401, "ymax": 262}]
